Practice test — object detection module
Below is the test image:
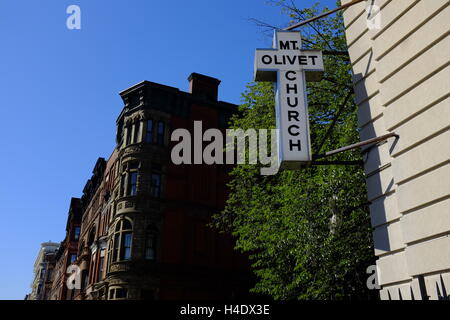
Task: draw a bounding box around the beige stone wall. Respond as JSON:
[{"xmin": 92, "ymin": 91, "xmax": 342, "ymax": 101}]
[{"xmin": 341, "ymin": 0, "xmax": 450, "ymax": 300}]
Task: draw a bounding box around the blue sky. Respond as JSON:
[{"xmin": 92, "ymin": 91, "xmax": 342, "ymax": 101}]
[{"xmin": 0, "ymin": 0, "xmax": 336, "ymax": 299}]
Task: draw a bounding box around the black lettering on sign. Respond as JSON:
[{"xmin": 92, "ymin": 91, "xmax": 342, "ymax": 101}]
[
  {"xmin": 309, "ymin": 56, "xmax": 318, "ymax": 65},
  {"xmin": 288, "ymin": 110, "xmax": 300, "ymax": 121},
  {"xmin": 279, "ymin": 41, "xmax": 299, "ymax": 50},
  {"xmin": 286, "ymin": 84, "xmax": 298, "ymax": 94},
  {"xmin": 286, "ymin": 55, "xmax": 296, "ymax": 65},
  {"xmin": 262, "ymin": 55, "xmax": 272, "ymax": 64},
  {"xmin": 279, "ymin": 41, "xmax": 290, "ymax": 50},
  {"xmin": 285, "ymin": 71, "xmax": 297, "ymax": 81},
  {"xmin": 288, "ymin": 125, "xmax": 300, "ymax": 136},
  {"xmin": 289, "ymin": 140, "xmax": 302, "ymax": 151},
  {"xmin": 287, "ymin": 97, "xmax": 298, "ymax": 107},
  {"xmin": 299, "ymin": 56, "xmax": 308, "ymax": 65},
  {"xmin": 274, "ymin": 55, "xmax": 284, "ymax": 65}
]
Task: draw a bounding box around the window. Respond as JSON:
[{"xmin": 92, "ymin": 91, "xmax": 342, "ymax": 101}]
[
  {"xmin": 74, "ymin": 226, "xmax": 81, "ymax": 240},
  {"xmin": 157, "ymin": 121, "xmax": 165, "ymax": 145},
  {"xmin": 145, "ymin": 226, "xmax": 157, "ymax": 261},
  {"xmin": 115, "ymin": 288, "xmax": 128, "ymax": 299},
  {"xmin": 122, "ymin": 232, "xmax": 132, "ymax": 260},
  {"xmin": 122, "ymin": 162, "xmax": 139, "ymax": 197},
  {"xmin": 69, "ymin": 254, "xmax": 77, "ymax": 264},
  {"xmin": 81, "ymin": 270, "xmax": 88, "ymax": 290},
  {"xmin": 39, "ymin": 268, "xmax": 46, "ymax": 279},
  {"xmin": 112, "ymin": 219, "xmax": 133, "ymax": 262},
  {"xmin": 113, "ymin": 233, "xmax": 120, "ymax": 262},
  {"xmin": 107, "ymin": 241, "xmax": 113, "ymax": 272},
  {"xmin": 129, "ymin": 162, "xmax": 139, "ymax": 170},
  {"xmin": 126, "ymin": 125, "xmax": 132, "ymax": 145},
  {"xmin": 88, "ymin": 227, "xmax": 96, "ymax": 247},
  {"xmin": 89, "ymin": 251, "xmax": 96, "ymax": 284},
  {"xmin": 150, "ymin": 173, "xmax": 161, "ymax": 198},
  {"xmin": 145, "ymin": 120, "xmax": 153, "ymax": 143},
  {"xmin": 47, "ymin": 269, "xmax": 53, "ymax": 281},
  {"xmin": 98, "ymin": 256, "xmax": 104, "ymax": 281},
  {"xmin": 121, "ymin": 173, "xmax": 127, "ymax": 197},
  {"xmin": 133, "ymin": 122, "xmax": 140, "ymax": 144},
  {"xmin": 128, "ymin": 172, "xmax": 138, "ymax": 196},
  {"xmin": 108, "ymin": 287, "xmax": 128, "ymax": 300}
]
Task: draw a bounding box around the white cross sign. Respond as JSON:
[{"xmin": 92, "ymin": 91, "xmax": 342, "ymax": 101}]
[{"xmin": 254, "ymin": 31, "xmax": 324, "ymax": 169}]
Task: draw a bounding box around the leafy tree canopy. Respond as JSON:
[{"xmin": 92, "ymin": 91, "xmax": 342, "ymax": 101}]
[{"xmin": 211, "ymin": 1, "xmax": 376, "ymax": 300}]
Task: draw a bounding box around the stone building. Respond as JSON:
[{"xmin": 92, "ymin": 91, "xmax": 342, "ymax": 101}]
[
  {"xmin": 49, "ymin": 73, "xmax": 252, "ymax": 300},
  {"xmin": 28, "ymin": 242, "xmax": 59, "ymax": 300},
  {"xmin": 342, "ymin": 0, "xmax": 449, "ymax": 299}
]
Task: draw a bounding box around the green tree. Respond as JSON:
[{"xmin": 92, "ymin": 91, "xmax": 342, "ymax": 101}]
[{"xmin": 211, "ymin": 1, "xmax": 376, "ymax": 300}]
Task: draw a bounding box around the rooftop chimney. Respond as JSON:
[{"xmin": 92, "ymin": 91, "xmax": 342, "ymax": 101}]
[{"xmin": 188, "ymin": 73, "xmax": 221, "ymax": 101}]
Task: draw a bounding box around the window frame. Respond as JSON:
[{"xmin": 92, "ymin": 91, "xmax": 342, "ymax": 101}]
[
  {"xmin": 150, "ymin": 172, "xmax": 161, "ymax": 198},
  {"xmin": 128, "ymin": 171, "xmax": 138, "ymax": 196},
  {"xmin": 111, "ymin": 219, "xmax": 133, "ymax": 263},
  {"xmin": 157, "ymin": 121, "xmax": 165, "ymax": 145},
  {"xmin": 69, "ymin": 253, "xmax": 77, "ymax": 264},
  {"xmin": 144, "ymin": 227, "xmax": 158, "ymax": 261},
  {"xmin": 125, "ymin": 125, "xmax": 132, "ymax": 146},
  {"xmin": 145, "ymin": 119, "xmax": 153, "ymax": 144},
  {"xmin": 73, "ymin": 226, "xmax": 81, "ymax": 241},
  {"xmin": 132, "ymin": 122, "xmax": 140, "ymax": 144}
]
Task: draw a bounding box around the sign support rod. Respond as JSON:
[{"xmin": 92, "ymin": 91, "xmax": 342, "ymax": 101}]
[
  {"xmin": 313, "ymin": 132, "xmax": 399, "ymax": 160},
  {"xmin": 284, "ymin": 0, "xmax": 366, "ymax": 31}
]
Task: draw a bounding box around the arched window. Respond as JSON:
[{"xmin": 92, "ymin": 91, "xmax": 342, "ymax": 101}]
[
  {"xmin": 112, "ymin": 219, "xmax": 133, "ymax": 262},
  {"xmin": 145, "ymin": 119, "xmax": 153, "ymax": 143},
  {"xmin": 157, "ymin": 121, "xmax": 165, "ymax": 145},
  {"xmin": 144, "ymin": 226, "xmax": 158, "ymax": 261}
]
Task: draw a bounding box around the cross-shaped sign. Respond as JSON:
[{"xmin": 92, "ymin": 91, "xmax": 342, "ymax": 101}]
[{"xmin": 254, "ymin": 31, "xmax": 324, "ymax": 169}]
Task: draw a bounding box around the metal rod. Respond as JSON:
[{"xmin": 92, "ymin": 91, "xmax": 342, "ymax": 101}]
[
  {"xmin": 284, "ymin": 0, "xmax": 366, "ymax": 31},
  {"xmin": 313, "ymin": 132, "xmax": 398, "ymax": 160},
  {"xmin": 310, "ymin": 160, "xmax": 364, "ymax": 166},
  {"xmin": 323, "ymin": 50, "xmax": 349, "ymax": 56}
]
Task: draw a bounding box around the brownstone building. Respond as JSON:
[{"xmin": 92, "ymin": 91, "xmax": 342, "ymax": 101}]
[
  {"xmin": 50, "ymin": 198, "xmax": 82, "ymax": 300},
  {"xmin": 48, "ymin": 73, "xmax": 253, "ymax": 300}
]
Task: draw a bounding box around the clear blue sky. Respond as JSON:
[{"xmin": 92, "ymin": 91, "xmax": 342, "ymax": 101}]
[{"xmin": 0, "ymin": 0, "xmax": 336, "ymax": 300}]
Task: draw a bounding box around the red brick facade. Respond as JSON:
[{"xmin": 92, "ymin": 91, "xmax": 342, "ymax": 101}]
[{"xmin": 49, "ymin": 73, "xmax": 253, "ymax": 300}]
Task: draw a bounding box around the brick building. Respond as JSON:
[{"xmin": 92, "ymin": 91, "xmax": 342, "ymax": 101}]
[
  {"xmin": 50, "ymin": 198, "xmax": 82, "ymax": 300},
  {"xmin": 48, "ymin": 73, "xmax": 253, "ymax": 300}
]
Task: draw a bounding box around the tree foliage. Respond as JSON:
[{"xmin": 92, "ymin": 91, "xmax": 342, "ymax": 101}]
[{"xmin": 211, "ymin": 1, "xmax": 376, "ymax": 300}]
